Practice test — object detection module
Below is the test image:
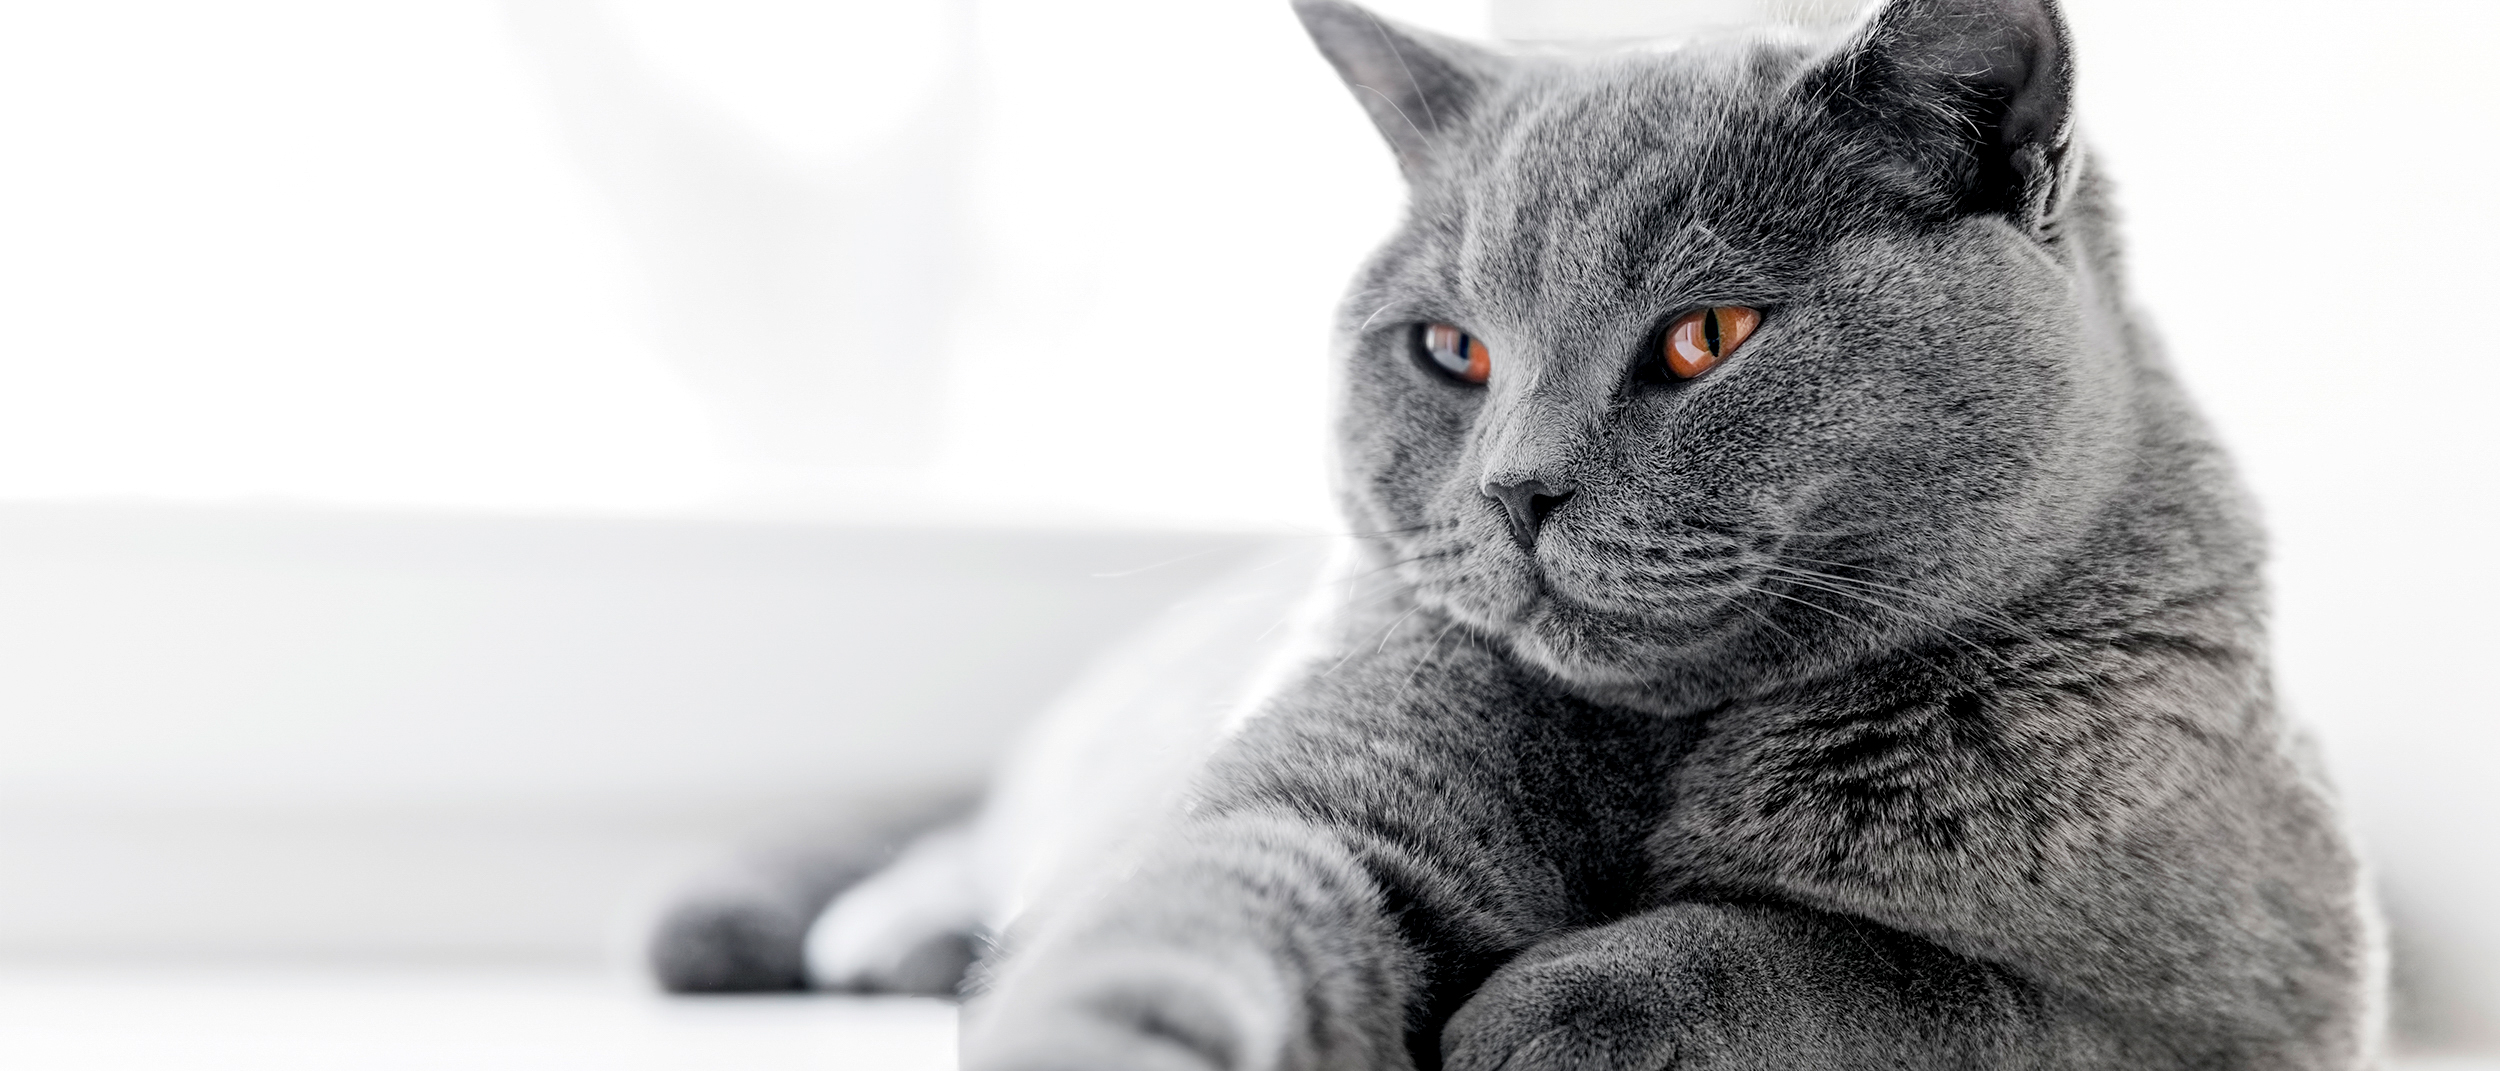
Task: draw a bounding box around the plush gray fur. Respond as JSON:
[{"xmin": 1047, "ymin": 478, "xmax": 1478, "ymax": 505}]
[{"xmin": 953, "ymin": 0, "xmax": 2385, "ymax": 1067}]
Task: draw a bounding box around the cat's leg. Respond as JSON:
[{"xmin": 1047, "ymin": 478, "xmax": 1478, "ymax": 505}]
[
  {"xmin": 962, "ymin": 631, "xmax": 1653, "ymax": 1070},
  {"xmin": 803, "ymin": 821, "xmax": 984, "ymax": 994},
  {"xmin": 1441, "ymin": 902, "xmax": 2147, "ymax": 1071},
  {"xmin": 962, "ymin": 809, "xmax": 1434, "ymax": 1071},
  {"xmin": 645, "ymin": 791, "xmax": 974, "ymax": 993}
]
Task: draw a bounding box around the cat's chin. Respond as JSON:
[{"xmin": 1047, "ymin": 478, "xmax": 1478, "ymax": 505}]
[
  {"xmin": 1492, "ymin": 592, "xmax": 1757, "ymax": 713},
  {"xmin": 1407, "ymin": 541, "xmax": 1761, "ymax": 709}
]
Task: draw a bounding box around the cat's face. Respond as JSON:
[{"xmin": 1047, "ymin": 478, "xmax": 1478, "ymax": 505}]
[{"xmin": 1303, "ymin": 1, "xmax": 2130, "ymax": 710}]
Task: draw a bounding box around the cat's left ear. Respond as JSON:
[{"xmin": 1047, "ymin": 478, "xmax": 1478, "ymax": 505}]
[
  {"xmin": 1804, "ymin": 0, "xmax": 2077, "ymax": 232},
  {"xmin": 1292, "ymin": 0, "xmax": 1509, "ymax": 179}
]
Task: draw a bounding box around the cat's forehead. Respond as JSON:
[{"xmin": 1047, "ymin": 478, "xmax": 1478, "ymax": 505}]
[
  {"xmin": 1411, "ymin": 43, "xmax": 1855, "ymax": 316},
  {"xmin": 1486, "ymin": 55, "xmax": 1767, "ymax": 201}
]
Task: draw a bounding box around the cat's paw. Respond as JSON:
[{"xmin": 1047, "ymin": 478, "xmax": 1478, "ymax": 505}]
[
  {"xmin": 647, "ymin": 884, "xmax": 815, "ymax": 993},
  {"xmin": 964, "ymin": 946, "xmax": 1294, "ymax": 1071},
  {"xmin": 1440, "ymin": 931, "xmax": 1693, "ymax": 1071},
  {"xmin": 804, "ymin": 823, "xmax": 984, "ymax": 995}
]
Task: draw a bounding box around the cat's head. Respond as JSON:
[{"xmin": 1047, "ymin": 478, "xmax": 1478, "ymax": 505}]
[{"xmin": 1298, "ymin": 0, "xmax": 2151, "ymax": 711}]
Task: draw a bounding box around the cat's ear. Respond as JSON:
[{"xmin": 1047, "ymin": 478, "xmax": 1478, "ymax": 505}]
[
  {"xmin": 1292, "ymin": 0, "xmax": 1507, "ymax": 178},
  {"xmin": 1804, "ymin": 0, "xmax": 2076, "ymax": 231}
]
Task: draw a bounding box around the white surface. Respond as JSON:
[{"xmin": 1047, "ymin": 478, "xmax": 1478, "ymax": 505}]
[
  {"xmin": 0, "ymin": 965, "xmax": 955, "ymax": 1071},
  {"xmin": 0, "ymin": 964, "xmax": 2485, "ymax": 1071}
]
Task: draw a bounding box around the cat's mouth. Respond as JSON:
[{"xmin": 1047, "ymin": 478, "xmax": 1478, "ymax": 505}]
[
  {"xmin": 1491, "ymin": 587, "xmax": 1760, "ymax": 695},
  {"xmin": 1407, "ymin": 523, "xmax": 1769, "ymax": 684},
  {"xmin": 1532, "ymin": 572, "xmax": 1754, "ymax": 641}
]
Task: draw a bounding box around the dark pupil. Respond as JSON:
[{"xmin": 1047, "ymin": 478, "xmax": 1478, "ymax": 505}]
[{"xmin": 1701, "ymin": 309, "xmax": 1721, "ymax": 357}]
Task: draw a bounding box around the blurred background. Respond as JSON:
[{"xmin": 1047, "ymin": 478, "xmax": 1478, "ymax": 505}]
[{"xmin": 0, "ymin": 0, "xmax": 2492, "ymax": 1063}]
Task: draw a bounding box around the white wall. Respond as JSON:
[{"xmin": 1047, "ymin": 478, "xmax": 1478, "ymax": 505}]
[
  {"xmin": 2062, "ymin": 1, "xmax": 2500, "ymax": 1049},
  {"xmin": 0, "ymin": 504, "xmax": 1286, "ymax": 959},
  {"xmin": 0, "ymin": 0, "xmax": 1482, "ymax": 528}
]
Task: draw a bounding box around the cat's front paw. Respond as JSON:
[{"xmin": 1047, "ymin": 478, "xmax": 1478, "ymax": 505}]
[
  {"xmin": 964, "ymin": 946, "xmax": 1295, "ymax": 1071},
  {"xmin": 1440, "ymin": 935, "xmax": 1688, "ymax": 1071}
]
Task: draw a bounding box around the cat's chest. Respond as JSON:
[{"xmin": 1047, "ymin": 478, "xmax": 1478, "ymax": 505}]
[
  {"xmin": 1628, "ymin": 669, "xmax": 2204, "ymax": 904},
  {"xmin": 1494, "ymin": 700, "xmax": 1700, "ymax": 919},
  {"xmin": 1638, "ymin": 690, "xmax": 1999, "ymax": 893}
]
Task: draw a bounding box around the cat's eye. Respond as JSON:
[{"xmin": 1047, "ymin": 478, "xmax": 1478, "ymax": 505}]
[
  {"xmin": 1662, "ymin": 306, "xmax": 1761, "ymax": 379},
  {"xmin": 1419, "ymin": 323, "xmax": 1490, "ymax": 385}
]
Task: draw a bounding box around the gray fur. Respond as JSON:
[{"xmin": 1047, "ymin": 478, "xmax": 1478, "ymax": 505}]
[{"xmin": 959, "ymin": 0, "xmax": 2383, "ymax": 1066}]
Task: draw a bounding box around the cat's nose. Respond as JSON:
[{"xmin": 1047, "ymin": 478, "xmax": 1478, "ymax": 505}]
[{"xmin": 1484, "ymin": 478, "xmax": 1573, "ymax": 550}]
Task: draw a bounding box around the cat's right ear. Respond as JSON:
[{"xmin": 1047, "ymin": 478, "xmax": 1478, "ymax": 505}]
[
  {"xmin": 1801, "ymin": 0, "xmax": 2076, "ymax": 232},
  {"xmin": 1292, "ymin": 0, "xmax": 1507, "ymax": 178}
]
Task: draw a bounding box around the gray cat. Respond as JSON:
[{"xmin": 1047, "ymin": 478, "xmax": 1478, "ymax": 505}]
[{"xmin": 659, "ymin": 0, "xmax": 2387, "ymax": 1066}]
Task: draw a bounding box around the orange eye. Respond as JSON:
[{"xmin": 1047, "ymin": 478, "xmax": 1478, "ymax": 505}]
[
  {"xmin": 1663, "ymin": 306, "xmax": 1761, "ymax": 379},
  {"xmin": 1421, "ymin": 323, "xmax": 1491, "ymax": 384}
]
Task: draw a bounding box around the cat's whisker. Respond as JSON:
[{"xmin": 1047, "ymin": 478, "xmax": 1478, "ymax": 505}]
[
  {"xmin": 1398, "ymin": 616, "xmax": 1466, "ymax": 695},
  {"xmin": 1328, "ymin": 582, "xmax": 1428, "ymax": 625},
  {"xmin": 1770, "ymin": 552, "xmax": 1934, "ymax": 585},
  {"xmin": 1243, "ymin": 546, "xmax": 1446, "ymax": 648},
  {"xmin": 1731, "ymin": 521, "xmax": 1890, "ymax": 541},
  {"xmin": 1320, "ymin": 594, "xmax": 1426, "ymax": 679},
  {"xmin": 1342, "ymin": 544, "xmax": 1460, "ymax": 584},
  {"xmin": 1375, "ymin": 601, "xmax": 1426, "ymax": 653},
  {"xmin": 1318, "ymin": 549, "xmax": 1460, "ymax": 624},
  {"xmin": 1748, "ymin": 584, "xmax": 1964, "ymax": 682},
  {"xmin": 1765, "ymin": 570, "xmax": 1995, "ymax": 661},
  {"xmin": 1730, "ymin": 600, "xmax": 1813, "ymax": 657},
  {"xmin": 1764, "ymin": 560, "xmax": 2101, "ymax": 681},
  {"xmin": 1276, "ymin": 520, "xmax": 1449, "ymax": 540},
  {"xmin": 1749, "ymin": 585, "xmax": 1883, "ymax": 641}
]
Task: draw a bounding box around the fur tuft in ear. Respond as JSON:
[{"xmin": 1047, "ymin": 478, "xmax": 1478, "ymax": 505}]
[
  {"xmin": 1807, "ymin": 0, "xmax": 2076, "ymax": 230},
  {"xmin": 1291, "ymin": 0, "xmax": 1507, "ymax": 179}
]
